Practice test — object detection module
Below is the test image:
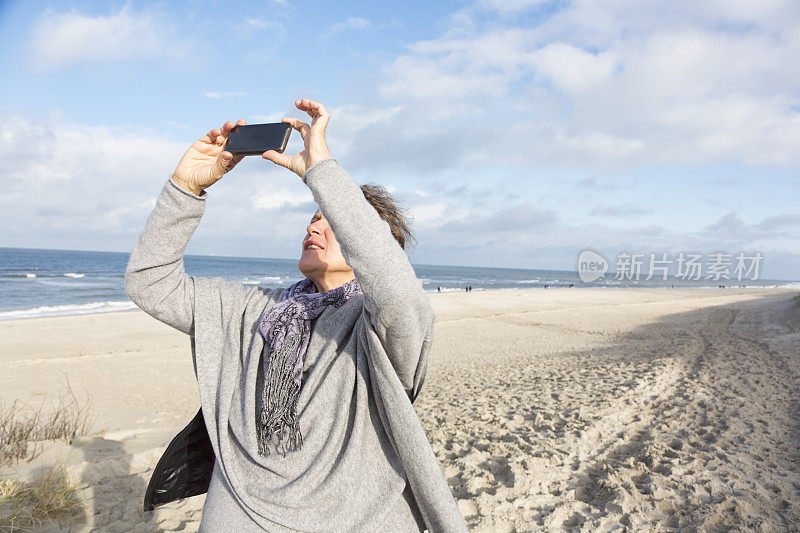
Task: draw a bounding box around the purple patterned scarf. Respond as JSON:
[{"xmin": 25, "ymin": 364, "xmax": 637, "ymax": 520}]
[{"xmin": 256, "ymin": 276, "xmax": 362, "ymax": 457}]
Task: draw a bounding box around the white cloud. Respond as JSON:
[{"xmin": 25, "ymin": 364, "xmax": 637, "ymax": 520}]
[
  {"xmin": 241, "ymin": 18, "xmax": 288, "ymax": 60},
  {"xmin": 251, "ymin": 112, "xmax": 290, "ymax": 123},
  {"xmin": 205, "ymin": 91, "xmax": 247, "ymax": 99},
  {"xmin": 0, "ymin": 113, "xmax": 318, "ymax": 257},
  {"xmin": 31, "ymin": 5, "xmax": 185, "ymax": 68},
  {"xmin": 531, "ymin": 43, "xmax": 619, "ymax": 95},
  {"xmin": 705, "ymin": 212, "xmax": 800, "ymax": 242},
  {"xmin": 369, "ymin": 1, "xmax": 800, "ymax": 170},
  {"xmin": 252, "ymin": 189, "xmax": 313, "ymax": 210},
  {"xmin": 245, "ymin": 18, "xmax": 283, "ymax": 29},
  {"xmin": 264, "ymin": 0, "xmax": 296, "ymax": 18},
  {"xmin": 320, "ymin": 17, "xmax": 371, "ymax": 40},
  {"xmin": 477, "ymin": 0, "xmax": 548, "ymax": 14},
  {"xmin": 590, "ymin": 203, "xmax": 650, "ymax": 217},
  {"xmin": 409, "ymin": 202, "xmax": 462, "ymax": 227},
  {"xmin": 0, "ymin": 113, "xmax": 185, "ymax": 240},
  {"xmin": 324, "ymin": 104, "xmax": 403, "ymax": 158},
  {"xmin": 382, "ymin": 28, "xmax": 536, "ymax": 102}
]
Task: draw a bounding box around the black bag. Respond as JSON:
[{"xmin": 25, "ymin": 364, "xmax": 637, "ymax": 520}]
[{"xmin": 143, "ymin": 408, "xmax": 216, "ymax": 511}]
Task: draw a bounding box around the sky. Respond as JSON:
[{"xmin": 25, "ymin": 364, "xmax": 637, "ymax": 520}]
[{"xmin": 0, "ymin": 0, "xmax": 798, "ymax": 279}]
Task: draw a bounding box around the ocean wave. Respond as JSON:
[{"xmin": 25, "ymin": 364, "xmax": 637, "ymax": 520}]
[
  {"xmin": 737, "ymin": 283, "xmax": 800, "ymax": 289},
  {"xmin": 243, "ymin": 276, "xmax": 289, "ymax": 285},
  {"xmin": 38, "ymin": 279, "xmax": 91, "ymax": 288},
  {"xmin": 0, "ymin": 301, "xmax": 138, "ymax": 320},
  {"xmin": 1, "ymin": 273, "xmax": 89, "ymax": 279}
]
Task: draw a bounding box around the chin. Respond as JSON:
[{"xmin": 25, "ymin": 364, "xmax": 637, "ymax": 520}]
[{"xmin": 298, "ymin": 257, "xmax": 325, "ymax": 275}]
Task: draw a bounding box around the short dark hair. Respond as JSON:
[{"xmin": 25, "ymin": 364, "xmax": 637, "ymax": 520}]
[{"xmin": 360, "ymin": 183, "xmax": 417, "ymax": 251}]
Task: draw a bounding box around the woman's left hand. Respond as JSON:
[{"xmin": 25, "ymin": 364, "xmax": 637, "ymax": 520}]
[{"xmin": 263, "ymin": 98, "xmax": 332, "ymax": 177}]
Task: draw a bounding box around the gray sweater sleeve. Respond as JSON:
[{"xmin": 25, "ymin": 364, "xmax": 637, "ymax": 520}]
[
  {"xmin": 302, "ymin": 158, "xmax": 435, "ymax": 397},
  {"xmin": 124, "ymin": 177, "xmax": 254, "ymax": 335}
]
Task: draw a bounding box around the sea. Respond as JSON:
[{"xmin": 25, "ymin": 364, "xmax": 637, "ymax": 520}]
[{"xmin": 1, "ymin": 247, "xmax": 797, "ymax": 320}]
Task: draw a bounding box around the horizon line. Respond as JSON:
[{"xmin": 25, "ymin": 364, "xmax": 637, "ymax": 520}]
[{"xmin": 0, "ymin": 244, "xmax": 574, "ymax": 274}]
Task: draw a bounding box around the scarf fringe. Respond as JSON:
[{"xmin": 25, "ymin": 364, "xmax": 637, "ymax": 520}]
[{"xmin": 257, "ymin": 333, "xmax": 304, "ymax": 458}]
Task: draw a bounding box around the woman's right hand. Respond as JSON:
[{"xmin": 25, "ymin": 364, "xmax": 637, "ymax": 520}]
[{"xmin": 172, "ymin": 119, "xmax": 247, "ymax": 196}]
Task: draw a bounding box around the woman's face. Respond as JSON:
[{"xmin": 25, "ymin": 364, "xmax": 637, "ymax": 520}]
[{"xmin": 298, "ymin": 209, "xmax": 353, "ymax": 290}]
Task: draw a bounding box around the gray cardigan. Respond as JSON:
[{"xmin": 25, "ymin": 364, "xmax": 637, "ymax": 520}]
[{"xmin": 125, "ymin": 158, "xmax": 467, "ymax": 532}]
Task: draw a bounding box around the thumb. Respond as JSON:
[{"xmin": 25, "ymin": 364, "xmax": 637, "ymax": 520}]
[
  {"xmin": 212, "ymin": 151, "xmax": 233, "ymax": 180},
  {"xmin": 263, "ymin": 150, "xmax": 295, "ymax": 170}
]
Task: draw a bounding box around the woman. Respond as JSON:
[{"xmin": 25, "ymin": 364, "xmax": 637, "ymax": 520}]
[{"xmin": 125, "ymin": 99, "xmax": 467, "ymax": 532}]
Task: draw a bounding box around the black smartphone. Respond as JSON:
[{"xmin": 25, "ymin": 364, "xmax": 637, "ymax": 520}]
[{"xmin": 225, "ymin": 123, "xmax": 292, "ymax": 156}]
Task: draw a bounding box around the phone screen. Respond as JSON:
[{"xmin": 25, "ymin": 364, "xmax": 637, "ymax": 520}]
[{"xmin": 225, "ymin": 123, "xmax": 292, "ymax": 156}]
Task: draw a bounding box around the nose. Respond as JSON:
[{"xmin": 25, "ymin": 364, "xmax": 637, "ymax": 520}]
[
  {"xmin": 306, "ymin": 222, "xmax": 321, "ymax": 236},
  {"xmin": 305, "ymin": 222, "xmax": 322, "ymax": 246}
]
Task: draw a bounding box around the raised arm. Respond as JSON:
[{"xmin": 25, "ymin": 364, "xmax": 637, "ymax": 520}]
[
  {"xmin": 125, "ymin": 178, "xmax": 205, "ymax": 334},
  {"xmin": 303, "ymin": 159, "xmax": 435, "ymax": 398},
  {"xmin": 263, "ymin": 99, "xmax": 434, "ymax": 399},
  {"xmin": 125, "ymin": 119, "xmax": 251, "ymax": 334}
]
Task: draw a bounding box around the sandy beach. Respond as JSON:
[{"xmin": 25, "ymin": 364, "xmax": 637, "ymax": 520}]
[{"xmin": 2, "ymin": 287, "xmax": 799, "ymax": 531}]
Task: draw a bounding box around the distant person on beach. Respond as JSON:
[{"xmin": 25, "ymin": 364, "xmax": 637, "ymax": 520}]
[{"xmin": 126, "ymin": 99, "xmax": 466, "ymax": 532}]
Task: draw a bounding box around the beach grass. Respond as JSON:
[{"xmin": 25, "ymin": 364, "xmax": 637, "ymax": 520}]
[
  {"xmin": 0, "ymin": 463, "xmax": 84, "ymax": 531},
  {"xmin": 0, "ymin": 381, "xmax": 92, "ymax": 530},
  {"xmin": 0, "ymin": 379, "xmax": 93, "ymax": 466}
]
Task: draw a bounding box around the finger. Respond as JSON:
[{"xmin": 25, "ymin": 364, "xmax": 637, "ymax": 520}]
[
  {"xmin": 302, "ymin": 99, "xmax": 329, "ymax": 118},
  {"xmin": 219, "ymin": 121, "xmax": 236, "ymax": 140},
  {"xmin": 295, "ymin": 99, "xmax": 314, "ymax": 116},
  {"xmin": 218, "ymin": 120, "xmax": 244, "ymax": 150},
  {"xmin": 212, "ymin": 151, "xmax": 233, "ymax": 180},
  {"xmin": 298, "ymin": 98, "xmax": 330, "ymax": 129},
  {"xmin": 262, "ymin": 150, "xmax": 293, "ymax": 168},
  {"xmin": 214, "ymin": 121, "xmax": 234, "ymax": 146},
  {"xmin": 203, "ymin": 127, "xmax": 222, "ymax": 144},
  {"xmin": 296, "ymin": 98, "xmax": 329, "ymax": 118},
  {"xmin": 282, "ymin": 117, "xmax": 310, "ymax": 139}
]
